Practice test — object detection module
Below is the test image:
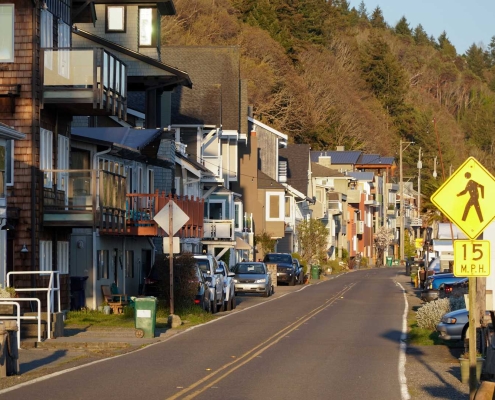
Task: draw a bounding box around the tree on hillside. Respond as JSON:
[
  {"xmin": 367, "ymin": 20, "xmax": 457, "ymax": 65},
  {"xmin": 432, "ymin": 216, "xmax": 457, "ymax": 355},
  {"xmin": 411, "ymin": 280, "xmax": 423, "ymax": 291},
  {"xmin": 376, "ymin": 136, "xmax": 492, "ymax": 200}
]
[
  {"xmin": 296, "ymin": 219, "xmax": 329, "ymax": 265},
  {"xmin": 361, "ymin": 32, "xmax": 407, "ymax": 117},
  {"xmin": 369, "ymin": 6, "xmax": 386, "ymax": 29},
  {"xmin": 437, "ymin": 31, "xmax": 457, "ymax": 59},
  {"xmin": 487, "ymin": 36, "xmax": 495, "ymax": 66},
  {"xmin": 465, "ymin": 43, "xmax": 488, "ymax": 80},
  {"xmin": 357, "ymin": 1, "xmax": 368, "ymax": 20},
  {"xmin": 413, "ymin": 24, "xmax": 429, "ymax": 46},
  {"xmin": 395, "ymin": 16, "xmax": 411, "ymax": 37}
]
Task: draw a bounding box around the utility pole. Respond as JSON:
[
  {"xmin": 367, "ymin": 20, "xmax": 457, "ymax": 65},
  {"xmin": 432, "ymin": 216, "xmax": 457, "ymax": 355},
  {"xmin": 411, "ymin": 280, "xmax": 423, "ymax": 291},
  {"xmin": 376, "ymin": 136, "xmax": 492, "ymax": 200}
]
[
  {"xmin": 417, "ymin": 148, "xmax": 422, "ymax": 241},
  {"xmin": 399, "ymin": 139, "xmax": 414, "ymax": 261}
]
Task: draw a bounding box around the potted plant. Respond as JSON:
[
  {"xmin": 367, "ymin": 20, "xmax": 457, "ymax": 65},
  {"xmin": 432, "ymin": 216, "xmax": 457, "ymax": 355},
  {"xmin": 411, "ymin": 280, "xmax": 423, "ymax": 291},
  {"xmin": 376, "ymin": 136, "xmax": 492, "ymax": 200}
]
[
  {"xmin": 100, "ymin": 301, "xmax": 111, "ymax": 315},
  {"xmin": 459, "ymin": 352, "xmax": 484, "ymax": 384}
]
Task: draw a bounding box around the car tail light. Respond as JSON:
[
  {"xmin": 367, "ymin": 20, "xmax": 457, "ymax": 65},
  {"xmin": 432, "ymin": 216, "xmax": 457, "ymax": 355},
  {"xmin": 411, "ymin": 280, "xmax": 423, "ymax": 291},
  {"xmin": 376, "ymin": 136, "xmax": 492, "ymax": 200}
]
[
  {"xmin": 194, "ymin": 299, "xmax": 200, "ymax": 305},
  {"xmin": 445, "ymin": 287, "xmax": 452, "ymax": 293}
]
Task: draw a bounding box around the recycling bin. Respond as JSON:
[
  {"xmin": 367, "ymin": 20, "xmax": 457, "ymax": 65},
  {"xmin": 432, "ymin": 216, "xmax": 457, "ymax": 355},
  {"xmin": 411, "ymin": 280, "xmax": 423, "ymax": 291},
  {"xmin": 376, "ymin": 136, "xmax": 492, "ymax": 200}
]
[
  {"xmin": 70, "ymin": 276, "xmax": 88, "ymax": 310},
  {"xmin": 134, "ymin": 297, "xmax": 157, "ymax": 338},
  {"xmin": 311, "ymin": 265, "xmax": 320, "ymax": 280},
  {"xmin": 386, "ymin": 257, "xmax": 393, "ymax": 266}
]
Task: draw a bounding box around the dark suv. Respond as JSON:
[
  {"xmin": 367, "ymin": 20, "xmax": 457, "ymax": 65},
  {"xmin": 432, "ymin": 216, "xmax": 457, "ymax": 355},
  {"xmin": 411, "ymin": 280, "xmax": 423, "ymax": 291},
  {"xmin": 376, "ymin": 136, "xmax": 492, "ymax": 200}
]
[{"xmin": 263, "ymin": 253, "xmax": 297, "ymax": 286}]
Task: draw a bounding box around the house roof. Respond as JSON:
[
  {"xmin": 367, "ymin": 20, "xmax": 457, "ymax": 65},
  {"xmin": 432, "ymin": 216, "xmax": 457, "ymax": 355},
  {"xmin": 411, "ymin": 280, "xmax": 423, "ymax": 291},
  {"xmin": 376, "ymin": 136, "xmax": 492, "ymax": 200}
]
[
  {"xmin": 347, "ymin": 172, "xmax": 375, "ymax": 182},
  {"xmin": 71, "ymin": 127, "xmax": 173, "ymax": 168},
  {"xmin": 0, "ymin": 122, "xmax": 25, "ymax": 140},
  {"xmin": 310, "ymin": 150, "xmax": 362, "ymax": 164},
  {"xmin": 257, "ymin": 170, "xmax": 285, "ymax": 190},
  {"xmin": 279, "ymin": 144, "xmax": 311, "ymax": 196},
  {"xmin": 73, "ymin": 28, "xmax": 192, "ymax": 89},
  {"xmin": 357, "ymin": 154, "xmax": 395, "ymax": 165},
  {"xmin": 175, "ymin": 151, "xmax": 210, "ymax": 173},
  {"xmin": 311, "ymin": 163, "xmax": 346, "ymax": 178},
  {"xmin": 248, "ymin": 117, "xmax": 288, "ymax": 141}
]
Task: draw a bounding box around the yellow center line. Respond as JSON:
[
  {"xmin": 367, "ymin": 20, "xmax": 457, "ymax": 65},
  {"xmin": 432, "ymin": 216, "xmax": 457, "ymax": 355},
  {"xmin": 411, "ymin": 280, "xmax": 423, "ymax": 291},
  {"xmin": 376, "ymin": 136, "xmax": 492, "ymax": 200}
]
[{"xmin": 166, "ymin": 282, "xmax": 356, "ymax": 400}]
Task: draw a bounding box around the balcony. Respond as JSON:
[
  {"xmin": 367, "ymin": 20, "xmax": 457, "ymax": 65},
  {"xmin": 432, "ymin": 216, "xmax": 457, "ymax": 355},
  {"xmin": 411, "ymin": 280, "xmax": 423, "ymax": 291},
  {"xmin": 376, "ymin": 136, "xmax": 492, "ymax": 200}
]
[
  {"xmin": 410, "ymin": 217, "xmax": 423, "ymax": 226},
  {"xmin": 42, "ymin": 48, "xmax": 127, "ymax": 119},
  {"xmin": 42, "ymin": 170, "xmax": 204, "ymax": 236},
  {"xmin": 387, "ymin": 204, "xmax": 397, "ymax": 215},
  {"xmin": 346, "ymin": 190, "xmax": 361, "ymax": 204},
  {"xmin": 203, "ymin": 220, "xmax": 234, "ymax": 241}
]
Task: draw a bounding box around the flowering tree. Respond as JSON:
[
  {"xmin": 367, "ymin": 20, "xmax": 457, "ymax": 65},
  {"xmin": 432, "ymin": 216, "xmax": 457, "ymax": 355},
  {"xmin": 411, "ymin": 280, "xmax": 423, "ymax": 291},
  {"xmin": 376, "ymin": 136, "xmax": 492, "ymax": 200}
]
[
  {"xmin": 296, "ymin": 219, "xmax": 330, "ymax": 265},
  {"xmin": 374, "ymin": 226, "xmax": 395, "ymax": 266}
]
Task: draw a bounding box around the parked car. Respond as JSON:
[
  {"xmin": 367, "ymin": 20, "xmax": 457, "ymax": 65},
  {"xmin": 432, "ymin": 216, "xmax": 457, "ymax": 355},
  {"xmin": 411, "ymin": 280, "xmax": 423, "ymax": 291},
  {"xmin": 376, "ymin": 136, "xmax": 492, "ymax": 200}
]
[
  {"xmin": 217, "ymin": 260, "xmax": 236, "ymax": 311},
  {"xmin": 436, "ymin": 309, "xmax": 491, "ymax": 341},
  {"xmin": 263, "ymin": 253, "xmax": 296, "ymax": 286},
  {"xmin": 231, "ymin": 262, "xmax": 273, "ymax": 297},
  {"xmin": 443, "ymin": 278, "xmax": 468, "ymax": 296},
  {"xmin": 292, "ymin": 258, "xmax": 304, "ymax": 284},
  {"xmin": 421, "ymin": 273, "xmax": 465, "ymax": 302},
  {"xmin": 192, "ymin": 265, "xmax": 212, "ymax": 313},
  {"xmin": 193, "ymin": 254, "xmax": 225, "ymax": 313}
]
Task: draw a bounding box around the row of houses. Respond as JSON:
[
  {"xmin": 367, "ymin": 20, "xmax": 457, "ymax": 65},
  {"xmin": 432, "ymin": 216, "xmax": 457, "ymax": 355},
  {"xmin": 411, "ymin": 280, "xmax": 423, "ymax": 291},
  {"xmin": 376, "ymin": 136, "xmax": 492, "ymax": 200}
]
[{"xmin": 0, "ymin": 0, "xmax": 423, "ymax": 312}]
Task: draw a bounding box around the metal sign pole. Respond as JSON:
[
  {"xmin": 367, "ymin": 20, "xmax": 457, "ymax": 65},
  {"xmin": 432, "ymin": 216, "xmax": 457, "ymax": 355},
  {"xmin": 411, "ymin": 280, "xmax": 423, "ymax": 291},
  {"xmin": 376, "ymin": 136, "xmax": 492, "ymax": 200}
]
[
  {"xmin": 169, "ymin": 201, "xmax": 174, "ymax": 315},
  {"xmin": 468, "ymin": 276, "xmax": 477, "ymax": 400}
]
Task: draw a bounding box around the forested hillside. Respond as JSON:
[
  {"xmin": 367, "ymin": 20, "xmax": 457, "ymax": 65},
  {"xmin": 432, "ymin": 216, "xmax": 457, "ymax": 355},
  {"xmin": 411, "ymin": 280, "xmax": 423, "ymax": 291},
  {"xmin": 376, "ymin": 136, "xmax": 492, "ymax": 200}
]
[{"xmin": 161, "ymin": 0, "xmax": 495, "ymax": 206}]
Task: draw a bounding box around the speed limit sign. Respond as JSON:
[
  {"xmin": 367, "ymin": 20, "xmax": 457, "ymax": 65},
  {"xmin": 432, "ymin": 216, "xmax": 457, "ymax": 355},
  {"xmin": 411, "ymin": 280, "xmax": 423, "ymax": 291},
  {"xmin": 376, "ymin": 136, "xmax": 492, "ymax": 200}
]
[{"xmin": 454, "ymin": 240, "xmax": 490, "ymax": 277}]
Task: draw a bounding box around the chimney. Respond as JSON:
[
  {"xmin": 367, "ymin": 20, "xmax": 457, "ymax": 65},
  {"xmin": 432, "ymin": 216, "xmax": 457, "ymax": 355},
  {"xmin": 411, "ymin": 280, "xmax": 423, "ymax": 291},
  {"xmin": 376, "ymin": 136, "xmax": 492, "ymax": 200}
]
[{"xmin": 318, "ymin": 155, "xmax": 331, "ymax": 168}]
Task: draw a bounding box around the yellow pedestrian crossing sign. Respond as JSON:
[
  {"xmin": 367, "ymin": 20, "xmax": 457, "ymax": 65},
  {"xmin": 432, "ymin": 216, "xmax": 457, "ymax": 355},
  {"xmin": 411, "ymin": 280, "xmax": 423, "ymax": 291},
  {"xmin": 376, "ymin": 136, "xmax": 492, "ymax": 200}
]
[{"xmin": 431, "ymin": 157, "xmax": 495, "ymax": 240}]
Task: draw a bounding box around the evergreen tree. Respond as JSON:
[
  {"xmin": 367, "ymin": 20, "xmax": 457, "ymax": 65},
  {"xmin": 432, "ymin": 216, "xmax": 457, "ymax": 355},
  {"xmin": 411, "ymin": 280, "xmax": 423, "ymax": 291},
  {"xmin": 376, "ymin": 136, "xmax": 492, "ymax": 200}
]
[
  {"xmin": 395, "ymin": 16, "xmax": 411, "ymax": 36},
  {"xmin": 413, "ymin": 24, "xmax": 429, "ymax": 45},
  {"xmin": 370, "ymin": 6, "xmax": 387, "ymax": 29},
  {"xmin": 333, "ymin": 0, "xmax": 350, "ymax": 15},
  {"xmin": 465, "ymin": 43, "xmax": 488, "ymax": 80},
  {"xmin": 361, "ymin": 32, "xmax": 407, "ymax": 117},
  {"xmin": 437, "ymin": 31, "xmax": 457, "ymax": 59},
  {"xmin": 487, "ymin": 35, "xmax": 495, "ymax": 67},
  {"xmin": 357, "ymin": 1, "xmax": 368, "ymax": 20}
]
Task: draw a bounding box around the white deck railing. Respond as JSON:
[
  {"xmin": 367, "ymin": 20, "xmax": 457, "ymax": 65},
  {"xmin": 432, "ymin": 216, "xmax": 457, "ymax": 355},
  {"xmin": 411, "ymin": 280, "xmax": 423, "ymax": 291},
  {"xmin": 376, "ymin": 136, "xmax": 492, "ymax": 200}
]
[{"xmin": 0, "ymin": 298, "xmax": 41, "ymax": 346}]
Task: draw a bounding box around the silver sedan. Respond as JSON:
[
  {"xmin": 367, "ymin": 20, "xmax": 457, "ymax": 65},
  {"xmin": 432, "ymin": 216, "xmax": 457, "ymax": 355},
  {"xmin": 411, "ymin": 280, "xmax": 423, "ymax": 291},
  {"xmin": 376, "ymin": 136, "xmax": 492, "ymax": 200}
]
[
  {"xmin": 436, "ymin": 308, "xmax": 468, "ymax": 341},
  {"xmin": 231, "ymin": 262, "xmax": 274, "ymax": 297}
]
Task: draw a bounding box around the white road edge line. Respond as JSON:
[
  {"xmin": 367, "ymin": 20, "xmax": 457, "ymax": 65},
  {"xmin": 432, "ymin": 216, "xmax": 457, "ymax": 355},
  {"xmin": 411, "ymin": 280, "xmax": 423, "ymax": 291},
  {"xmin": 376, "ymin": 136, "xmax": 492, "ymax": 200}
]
[{"xmin": 396, "ymin": 280, "xmax": 411, "ymax": 400}]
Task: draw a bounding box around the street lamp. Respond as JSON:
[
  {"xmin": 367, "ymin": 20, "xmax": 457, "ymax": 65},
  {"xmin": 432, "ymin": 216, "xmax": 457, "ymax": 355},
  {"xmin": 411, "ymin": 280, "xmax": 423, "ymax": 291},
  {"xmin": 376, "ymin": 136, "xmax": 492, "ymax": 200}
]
[{"xmin": 400, "ymin": 139, "xmax": 414, "ymax": 261}]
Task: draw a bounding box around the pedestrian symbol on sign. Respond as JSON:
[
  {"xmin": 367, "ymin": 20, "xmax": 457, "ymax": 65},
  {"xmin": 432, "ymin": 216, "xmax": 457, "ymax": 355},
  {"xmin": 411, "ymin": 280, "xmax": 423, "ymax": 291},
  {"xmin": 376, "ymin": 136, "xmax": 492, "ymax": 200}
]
[{"xmin": 457, "ymin": 172, "xmax": 484, "ymax": 222}]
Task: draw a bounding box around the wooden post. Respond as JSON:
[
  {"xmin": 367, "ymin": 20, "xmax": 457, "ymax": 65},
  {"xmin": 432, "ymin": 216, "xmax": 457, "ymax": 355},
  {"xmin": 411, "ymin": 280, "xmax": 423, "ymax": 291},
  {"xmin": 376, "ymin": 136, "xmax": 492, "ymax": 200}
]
[
  {"xmin": 169, "ymin": 201, "xmax": 174, "ymax": 315},
  {"xmin": 469, "ymin": 277, "xmax": 477, "ymax": 400}
]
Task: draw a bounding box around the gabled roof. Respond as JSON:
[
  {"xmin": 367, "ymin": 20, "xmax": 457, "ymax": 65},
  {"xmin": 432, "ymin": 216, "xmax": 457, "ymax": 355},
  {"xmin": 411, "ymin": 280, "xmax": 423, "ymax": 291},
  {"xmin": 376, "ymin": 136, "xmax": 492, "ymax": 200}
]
[
  {"xmin": 71, "ymin": 127, "xmax": 173, "ymax": 168},
  {"xmin": 357, "ymin": 154, "xmax": 395, "ymax": 165},
  {"xmin": 311, "ymin": 163, "xmax": 346, "ymax": 178},
  {"xmin": 279, "ymin": 144, "xmax": 311, "ymax": 196},
  {"xmin": 257, "ymin": 170, "xmax": 285, "ymax": 190},
  {"xmin": 310, "ymin": 150, "xmax": 362, "ymax": 164},
  {"xmin": 175, "ymin": 152, "xmax": 210, "ymax": 173},
  {"xmin": 248, "ymin": 117, "xmax": 288, "ymax": 141}
]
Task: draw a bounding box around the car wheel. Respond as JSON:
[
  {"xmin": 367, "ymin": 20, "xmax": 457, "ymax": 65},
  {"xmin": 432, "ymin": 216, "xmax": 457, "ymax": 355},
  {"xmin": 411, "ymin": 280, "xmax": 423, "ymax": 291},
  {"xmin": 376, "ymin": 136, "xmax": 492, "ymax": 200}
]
[
  {"xmin": 231, "ymin": 293, "xmax": 236, "ymax": 309},
  {"xmin": 263, "ymin": 286, "xmax": 270, "ymax": 297},
  {"xmin": 225, "ymin": 293, "xmax": 232, "ymax": 311},
  {"xmin": 203, "ymin": 296, "xmax": 211, "ymax": 313},
  {"xmin": 271, "ymin": 285, "xmax": 275, "ymax": 295},
  {"xmin": 218, "ymin": 294, "xmax": 225, "ymax": 312},
  {"xmin": 289, "ymin": 275, "xmax": 296, "ymax": 286},
  {"xmin": 211, "ymin": 294, "xmax": 217, "ymax": 314}
]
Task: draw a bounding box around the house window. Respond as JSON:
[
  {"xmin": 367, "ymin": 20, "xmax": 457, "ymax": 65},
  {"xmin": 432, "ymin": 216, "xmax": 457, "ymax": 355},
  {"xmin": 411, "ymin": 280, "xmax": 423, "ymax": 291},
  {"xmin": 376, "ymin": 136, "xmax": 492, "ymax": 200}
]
[
  {"xmin": 6, "ymin": 140, "xmax": 12, "ymax": 186},
  {"xmin": 285, "ymin": 196, "xmax": 291, "ymax": 218},
  {"xmin": 234, "ymin": 203, "xmax": 240, "ymax": 229},
  {"xmin": 266, "ymin": 192, "xmax": 283, "ymax": 221},
  {"xmin": 139, "ymin": 7, "xmax": 157, "ymax": 47},
  {"xmin": 58, "ymin": 20, "xmax": 70, "ymax": 78},
  {"xmin": 0, "ymin": 145, "xmax": 5, "ymax": 198},
  {"xmin": 97, "ymin": 250, "xmax": 109, "ymax": 280},
  {"xmin": 125, "ymin": 250, "xmax": 134, "ymax": 278},
  {"xmin": 57, "ymin": 135, "xmax": 69, "ymax": 192},
  {"xmin": 40, "ymin": 128, "xmax": 53, "ymax": 188},
  {"xmin": 106, "ymin": 6, "xmax": 126, "ymax": 32},
  {"xmin": 40, "ymin": 240, "xmax": 53, "ymax": 272},
  {"xmin": 41, "ymin": 9, "xmax": 53, "ymax": 70},
  {"xmin": 57, "ymin": 241, "xmax": 69, "ymax": 274},
  {"xmin": 0, "ymin": 4, "xmax": 14, "ymax": 63}
]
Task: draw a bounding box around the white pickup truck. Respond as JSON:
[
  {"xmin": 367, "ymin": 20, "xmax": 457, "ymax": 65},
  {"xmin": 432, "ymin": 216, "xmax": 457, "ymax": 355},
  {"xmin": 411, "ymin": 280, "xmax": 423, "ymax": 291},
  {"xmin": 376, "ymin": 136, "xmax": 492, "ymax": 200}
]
[{"xmin": 193, "ymin": 254, "xmax": 225, "ymax": 313}]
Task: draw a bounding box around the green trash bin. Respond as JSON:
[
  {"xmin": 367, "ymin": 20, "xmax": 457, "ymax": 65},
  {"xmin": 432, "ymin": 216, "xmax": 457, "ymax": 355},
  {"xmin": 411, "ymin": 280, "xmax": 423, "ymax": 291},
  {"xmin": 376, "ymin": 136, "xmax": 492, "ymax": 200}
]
[
  {"xmin": 134, "ymin": 296, "xmax": 157, "ymax": 338},
  {"xmin": 386, "ymin": 257, "xmax": 393, "ymax": 266},
  {"xmin": 311, "ymin": 265, "xmax": 320, "ymax": 280}
]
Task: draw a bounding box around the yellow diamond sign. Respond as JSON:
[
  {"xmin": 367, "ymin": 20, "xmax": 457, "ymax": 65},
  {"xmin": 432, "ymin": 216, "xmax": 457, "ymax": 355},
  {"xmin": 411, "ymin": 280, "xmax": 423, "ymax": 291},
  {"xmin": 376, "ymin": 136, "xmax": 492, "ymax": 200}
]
[{"xmin": 431, "ymin": 157, "xmax": 495, "ymax": 240}]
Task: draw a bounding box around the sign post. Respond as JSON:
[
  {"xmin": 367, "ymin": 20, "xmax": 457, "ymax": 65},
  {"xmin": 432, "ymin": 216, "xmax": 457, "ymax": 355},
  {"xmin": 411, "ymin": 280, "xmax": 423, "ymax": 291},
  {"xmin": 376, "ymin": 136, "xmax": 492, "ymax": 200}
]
[
  {"xmin": 153, "ymin": 200, "xmax": 189, "ymax": 315},
  {"xmin": 431, "ymin": 157, "xmax": 495, "ymax": 399}
]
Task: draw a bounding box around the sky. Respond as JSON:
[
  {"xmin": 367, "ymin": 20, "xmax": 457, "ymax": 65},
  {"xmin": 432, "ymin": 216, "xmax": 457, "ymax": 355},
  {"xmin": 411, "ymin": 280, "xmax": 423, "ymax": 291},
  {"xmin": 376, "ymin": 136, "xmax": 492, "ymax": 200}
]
[{"xmin": 352, "ymin": 0, "xmax": 495, "ymax": 54}]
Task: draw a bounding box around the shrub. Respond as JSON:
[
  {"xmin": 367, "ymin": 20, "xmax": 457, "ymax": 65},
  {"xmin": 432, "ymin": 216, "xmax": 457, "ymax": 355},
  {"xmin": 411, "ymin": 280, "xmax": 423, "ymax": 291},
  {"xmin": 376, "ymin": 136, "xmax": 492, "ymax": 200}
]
[
  {"xmin": 292, "ymin": 253, "xmax": 308, "ymax": 275},
  {"xmin": 416, "ymin": 296, "xmax": 466, "ymax": 330}
]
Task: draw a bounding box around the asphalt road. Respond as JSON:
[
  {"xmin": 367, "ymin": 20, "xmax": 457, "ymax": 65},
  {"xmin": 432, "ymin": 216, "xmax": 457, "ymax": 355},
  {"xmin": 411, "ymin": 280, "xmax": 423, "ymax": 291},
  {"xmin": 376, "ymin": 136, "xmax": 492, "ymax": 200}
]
[{"xmin": 2, "ymin": 268, "xmax": 408, "ymax": 400}]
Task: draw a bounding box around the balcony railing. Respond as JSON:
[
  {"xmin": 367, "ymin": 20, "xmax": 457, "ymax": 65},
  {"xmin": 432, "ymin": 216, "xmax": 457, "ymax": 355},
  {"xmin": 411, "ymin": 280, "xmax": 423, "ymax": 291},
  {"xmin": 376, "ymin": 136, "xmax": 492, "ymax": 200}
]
[
  {"xmin": 202, "ymin": 220, "xmax": 234, "ymax": 241},
  {"xmin": 42, "ymin": 48, "xmax": 127, "ymax": 119}
]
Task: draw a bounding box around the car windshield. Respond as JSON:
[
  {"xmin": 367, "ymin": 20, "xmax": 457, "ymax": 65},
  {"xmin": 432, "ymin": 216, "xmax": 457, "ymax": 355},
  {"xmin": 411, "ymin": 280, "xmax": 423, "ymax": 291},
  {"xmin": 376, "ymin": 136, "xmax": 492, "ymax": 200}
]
[
  {"xmin": 196, "ymin": 260, "xmax": 210, "ymax": 273},
  {"xmin": 233, "ymin": 263, "xmax": 265, "ymax": 274},
  {"xmin": 264, "ymin": 254, "xmax": 291, "ymax": 263}
]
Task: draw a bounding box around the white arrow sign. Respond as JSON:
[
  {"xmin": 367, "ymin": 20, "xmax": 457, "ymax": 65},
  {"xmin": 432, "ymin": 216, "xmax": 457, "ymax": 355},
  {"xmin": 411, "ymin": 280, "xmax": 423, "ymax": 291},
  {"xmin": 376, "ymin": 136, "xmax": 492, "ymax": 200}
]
[{"xmin": 153, "ymin": 200, "xmax": 189, "ymax": 236}]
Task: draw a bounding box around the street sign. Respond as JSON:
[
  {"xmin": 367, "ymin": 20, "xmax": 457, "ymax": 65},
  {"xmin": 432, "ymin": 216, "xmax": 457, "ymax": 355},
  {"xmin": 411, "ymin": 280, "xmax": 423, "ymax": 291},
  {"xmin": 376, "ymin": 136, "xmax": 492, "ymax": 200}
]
[
  {"xmin": 153, "ymin": 200, "xmax": 189, "ymax": 235},
  {"xmin": 453, "ymin": 240, "xmax": 490, "ymax": 277},
  {"xmin": 431, "ymin": 157, "xmax": 495, "ymax": 240}
]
